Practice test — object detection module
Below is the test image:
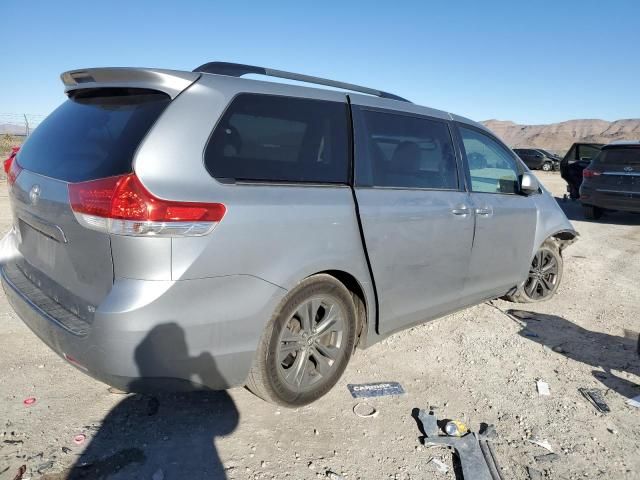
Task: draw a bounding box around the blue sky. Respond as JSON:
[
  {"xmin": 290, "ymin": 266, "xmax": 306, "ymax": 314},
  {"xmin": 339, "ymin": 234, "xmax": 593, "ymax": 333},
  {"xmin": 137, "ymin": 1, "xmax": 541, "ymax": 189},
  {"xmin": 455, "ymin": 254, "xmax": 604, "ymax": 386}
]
[{"xmin": 2, "ymin": 0, "xmax": 638, "ymax": 124}]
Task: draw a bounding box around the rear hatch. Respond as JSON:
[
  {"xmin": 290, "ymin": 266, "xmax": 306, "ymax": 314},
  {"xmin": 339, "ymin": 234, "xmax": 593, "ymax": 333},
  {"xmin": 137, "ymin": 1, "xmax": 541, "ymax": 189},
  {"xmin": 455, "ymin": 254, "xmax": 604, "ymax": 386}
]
[
  {"xmin": 8, "ymin": 87, "xmax": 172, "ymax": 323},
  {"xmin": 590, "ymin": 146, "xmax": 640, "ymax": 195}
]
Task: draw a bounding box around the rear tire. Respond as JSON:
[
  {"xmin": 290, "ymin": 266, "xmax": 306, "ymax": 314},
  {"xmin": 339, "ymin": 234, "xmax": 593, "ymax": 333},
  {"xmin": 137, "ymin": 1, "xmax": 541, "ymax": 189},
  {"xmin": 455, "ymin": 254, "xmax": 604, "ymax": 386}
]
[
  {"xmin": 542, "ymin": 162, "xmax": 553, "ymax": 171},
  {"xmin": 246, "ymin": 274, "xmax": 357, "ymax": 407},
  {"xmin": 583, "ymin": 205, "xmax": 603, "ymax": 220},
  {"xmin": 506, "ymin": 240, "xmax": 563, "ymax": 303}
]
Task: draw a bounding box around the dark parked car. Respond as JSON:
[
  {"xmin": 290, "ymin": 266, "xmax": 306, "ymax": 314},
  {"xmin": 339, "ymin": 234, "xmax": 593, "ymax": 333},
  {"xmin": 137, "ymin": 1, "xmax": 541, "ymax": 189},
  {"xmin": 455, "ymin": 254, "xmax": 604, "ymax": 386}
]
[
  {"xmin": 560, "ymin": 143, "xmax": 604, "ymax": 199},
  {"xmin": 513, "ymin": 148, "xmax": 560, "ymax": 171},
  {"xmin": 580, "ymin": 141, "xmax": 640, "ymax": 219}
]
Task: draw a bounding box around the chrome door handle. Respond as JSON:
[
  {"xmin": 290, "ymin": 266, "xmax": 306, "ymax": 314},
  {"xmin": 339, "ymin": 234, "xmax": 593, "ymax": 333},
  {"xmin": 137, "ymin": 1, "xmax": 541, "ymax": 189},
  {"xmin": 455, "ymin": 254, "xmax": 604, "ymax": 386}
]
[
  {"xmin": 451, "ymin": 205, "xmax": 471, "ymax": 216},
  {"xmin": 475, "ymin": 207, "xmax": 493, "ymax": 216}
]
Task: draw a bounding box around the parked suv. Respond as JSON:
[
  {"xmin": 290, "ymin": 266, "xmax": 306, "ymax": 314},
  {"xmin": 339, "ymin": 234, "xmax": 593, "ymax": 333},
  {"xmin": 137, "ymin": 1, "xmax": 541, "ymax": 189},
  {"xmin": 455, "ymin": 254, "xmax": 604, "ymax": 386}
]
[
  {"xmin": 513, "ymin": 148, "xmax": 560, "ymax": 171},
  {"xmin": 580, "ymin": 141, "xmax": 640, "ymax": 219},
  {"xmin": 1, "ymin": 63, "xmax": 577, "ymax": 406}
]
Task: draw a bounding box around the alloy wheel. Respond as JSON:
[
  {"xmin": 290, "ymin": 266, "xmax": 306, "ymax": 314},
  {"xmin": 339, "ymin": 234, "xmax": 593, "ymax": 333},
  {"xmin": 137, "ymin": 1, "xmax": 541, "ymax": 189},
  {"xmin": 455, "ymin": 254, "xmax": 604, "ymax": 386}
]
[
  {"xmin": 277, "ymin": 296, "xmax": 345, "ymax": 391},
  {"xmin": 524, "ymin": 249, "xmax": 559, "ymax": 299}
]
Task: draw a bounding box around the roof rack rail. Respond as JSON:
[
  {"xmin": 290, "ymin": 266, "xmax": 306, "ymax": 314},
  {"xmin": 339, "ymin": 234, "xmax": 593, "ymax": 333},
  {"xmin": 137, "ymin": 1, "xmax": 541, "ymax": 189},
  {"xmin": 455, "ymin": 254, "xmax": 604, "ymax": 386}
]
[{"xmin": 193, "ymin": 61, "xmax": 411, "ymax": 103}]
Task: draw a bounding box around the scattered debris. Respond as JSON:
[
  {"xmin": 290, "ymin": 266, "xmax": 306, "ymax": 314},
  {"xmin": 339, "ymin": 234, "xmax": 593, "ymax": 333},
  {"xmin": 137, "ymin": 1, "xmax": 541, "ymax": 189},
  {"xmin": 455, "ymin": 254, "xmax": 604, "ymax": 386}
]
[
  {"xmin": 11, "ymin": 465, "xmax": 26, "ymax": 480},
  {"xmin": 326, "ymin": 471, "xmax": 345, "ymax": 480},
  {"xmin": 526, "ymin": 466, "xmax": 543, "ymax": 480},
  {"xmin": 61, "ymin": 446, "xmax": 72, "ymax": 454},
  {"xmin": 444, "ymin": 420, "xmax": 469, "ymax": 437},
  {"xmin": 347, "ymin": 381, "xmax": 405, "ymax": 398},
  {"xmin": 37, "ymin": 460, "xmax": 55, "ymax": 474},
  {"xmin": 427, "ymin": 457, "xmax": 449, "ymax": 473},
  {"xmin": 416, "ymin": 408, "xmax": 504, "ymax": 480},
  {"xmin": 73, "ymin": 433, "xmax": 87, "ymax": 445},
  {"xmin": 507, "ymin": 310, "xmax": 541, "ymax": 321},
  {"xmin": 23, "ymin": 397, "xmax": 36, "ymax": 406},
  {"xmin": 417, "ymin": 410, "xmax": 439, "ymax": 437},
  {"xmin": 536, "ymin": 380, "xmax": 550, "ymax": 396},
  {"xmin": 534, "ymin": 453, "xmax": 559, "ymax": 463},
  {"xmin": 3, "ymin": 439, "xmax": 24, "ymax": 445},
  {"xmin": 626, "ymin": 395, "xmax": 640, "ymax": 408},
  {"xmin": 353, "ymin": 402, "xmax": 379, "ymax": 418},
  {"xmin": 579, "ymin": 388, "xmax": 610, "ymax": 413},
  {"xmin": 528, "ymin": 438, "xmax": 553, "ymax": 453}
]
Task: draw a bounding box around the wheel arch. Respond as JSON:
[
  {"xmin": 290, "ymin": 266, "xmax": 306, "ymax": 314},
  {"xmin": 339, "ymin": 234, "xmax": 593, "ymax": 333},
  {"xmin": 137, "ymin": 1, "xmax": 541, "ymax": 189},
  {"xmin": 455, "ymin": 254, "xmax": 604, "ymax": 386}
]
[{"xmin": 311, "ymin": 269, "xmax": 371, "ymax": 349}]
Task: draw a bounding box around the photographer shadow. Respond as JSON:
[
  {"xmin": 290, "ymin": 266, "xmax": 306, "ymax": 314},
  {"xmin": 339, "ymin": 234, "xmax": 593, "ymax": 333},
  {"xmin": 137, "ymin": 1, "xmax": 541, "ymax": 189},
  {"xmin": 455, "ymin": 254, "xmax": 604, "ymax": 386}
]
[
  {"xmin": 64, "ymin": 323, "xmax": 239, "ymax": 479},
  {"xmin": 510, "ymin": 310, "xmax": 639, "ymax": 400}
]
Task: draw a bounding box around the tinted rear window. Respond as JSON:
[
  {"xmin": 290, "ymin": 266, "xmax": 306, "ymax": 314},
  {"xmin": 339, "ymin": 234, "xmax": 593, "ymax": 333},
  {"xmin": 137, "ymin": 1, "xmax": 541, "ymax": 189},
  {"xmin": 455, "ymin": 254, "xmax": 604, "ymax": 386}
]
[
  {"xmin": 596, "ymin": 147, "xmax": 640, "ymax": 165},
  {"xmin": 355, "ymin": 109, "xmax": 458, "ymax": 189},
  {"xmin": 205, "ymin": 94, "xmax": 349, "ymax": 184},
  {"xmin": 17, "ymin": 88, "xmax": 170, "ymax": 183}
]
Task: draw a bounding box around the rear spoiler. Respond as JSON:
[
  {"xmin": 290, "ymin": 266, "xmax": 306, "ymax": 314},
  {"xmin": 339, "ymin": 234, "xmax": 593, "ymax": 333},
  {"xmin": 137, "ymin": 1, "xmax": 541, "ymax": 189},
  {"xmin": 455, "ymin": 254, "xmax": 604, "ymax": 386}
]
[{"xmin": 60, "ymin": 68, "xmax": 200, "ymax": 99}]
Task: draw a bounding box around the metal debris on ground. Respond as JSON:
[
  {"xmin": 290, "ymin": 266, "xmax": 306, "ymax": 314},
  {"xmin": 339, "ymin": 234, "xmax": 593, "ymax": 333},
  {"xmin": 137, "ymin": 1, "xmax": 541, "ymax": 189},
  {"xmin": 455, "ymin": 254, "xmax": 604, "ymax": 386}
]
[
  {"xmin": 347, "ymin": 381, "xmax": 405, "ymax": 398},
  {"xmin": 419, "ymin": 410, "xmax": 440, "ymax": 437},
  {"xmin": 579, "ymin": 388, "xmax": 610, "ymax": 413},
  {"xmin": 626, "ymin": 395, "xmax": 640, "ymax": 408},
  {"xmin": 506, "ymin": 310, "xmax": 542, "ymax": 321},
  {"xmin": 445, "ymin": 420, "xmax": 469, "ymax": 437},
  {"xmin": 416, "ymin": 408, "xmax": 504, "ymax": 480},
  {"xmin": 536, "ymin": 380, "xmax": 550, "ymax": 396},
  {"xmin": 427, "ymin": 457, "xmax": 449, "ymax": 473},
  {"xmin": 353, "ymin": 402, "xmax": 379, "ymax": 418},
  {"xmin": 527, "ymin": 438, "xmax": 553, "ymax": 453}
]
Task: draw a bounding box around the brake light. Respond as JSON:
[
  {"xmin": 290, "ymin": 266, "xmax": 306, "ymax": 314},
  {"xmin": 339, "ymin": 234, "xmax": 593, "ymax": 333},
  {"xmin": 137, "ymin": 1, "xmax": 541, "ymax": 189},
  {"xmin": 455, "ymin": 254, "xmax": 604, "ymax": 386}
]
[
  {"xmin": 583, "ymin": 168, "xmax": 601, "ymax": 179},
  {"xmin": 68, "ymin": 173, "xmax": 226, "ymax": 237},
  {"xmin": 4, "ymin": 155, "xmax": 23, "ymax": 186}
]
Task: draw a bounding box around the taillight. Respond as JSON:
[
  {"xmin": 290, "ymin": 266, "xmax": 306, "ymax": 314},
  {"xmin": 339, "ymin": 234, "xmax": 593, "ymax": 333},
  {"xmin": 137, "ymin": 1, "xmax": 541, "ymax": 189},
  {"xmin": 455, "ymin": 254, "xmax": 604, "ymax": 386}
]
[
  {"xmin": 68, "ymin": 173, "xmax": 226, "ymax": 237},
  {"xmin": 4, "ymin": 155, "xmax": 23, "ymax": 186},
  {"xmin": 583, "ymin": 168, "xmax": 601, "ymax": 179}
]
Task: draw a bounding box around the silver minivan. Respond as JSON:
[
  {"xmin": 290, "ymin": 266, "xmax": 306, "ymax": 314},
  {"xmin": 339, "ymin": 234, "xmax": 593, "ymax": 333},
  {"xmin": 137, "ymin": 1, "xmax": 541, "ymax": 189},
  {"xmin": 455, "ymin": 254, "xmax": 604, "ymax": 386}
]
[{"xmin": 1, "ymin": 62, "xmax": 577, "ymax": 406}]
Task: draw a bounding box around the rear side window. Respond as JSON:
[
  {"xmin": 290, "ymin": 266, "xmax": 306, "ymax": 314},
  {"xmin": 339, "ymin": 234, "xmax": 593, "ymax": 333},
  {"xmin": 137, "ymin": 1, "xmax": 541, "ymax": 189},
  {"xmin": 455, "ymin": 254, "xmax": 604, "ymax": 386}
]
[
  {"xmin": 205, "ymin": 94, "xmax": 349, "ymax": 184},
  {"xmin": 595, "ymin": 147, "xmax": 640, "ymax": 165},
  {"xmin": 356, "ymin": 109, "xmax": 458, "ymax": 189},
  {"xmin": 17, "ymin": 88, "xmax": 170, "ymax": 183}
]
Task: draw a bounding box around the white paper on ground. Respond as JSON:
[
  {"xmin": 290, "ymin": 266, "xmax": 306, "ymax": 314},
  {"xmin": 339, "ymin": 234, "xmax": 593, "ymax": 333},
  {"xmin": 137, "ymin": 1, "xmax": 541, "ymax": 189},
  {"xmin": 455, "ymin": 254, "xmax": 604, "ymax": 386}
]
[{"xmin": 537, "ymin": 380, "xmax": 551, "ymax": 396}]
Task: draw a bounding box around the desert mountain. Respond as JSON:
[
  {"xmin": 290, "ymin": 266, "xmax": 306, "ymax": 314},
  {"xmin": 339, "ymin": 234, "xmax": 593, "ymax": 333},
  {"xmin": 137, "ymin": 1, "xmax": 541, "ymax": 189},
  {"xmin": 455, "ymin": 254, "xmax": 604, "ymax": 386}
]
[{"xmin": 481, "ymin": 119, "xmax": 640, "ymax": 154}]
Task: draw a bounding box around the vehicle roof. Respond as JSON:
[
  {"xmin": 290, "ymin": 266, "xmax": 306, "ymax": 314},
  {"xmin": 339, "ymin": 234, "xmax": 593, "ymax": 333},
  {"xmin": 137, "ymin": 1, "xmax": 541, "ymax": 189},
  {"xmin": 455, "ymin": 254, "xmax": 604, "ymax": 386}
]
[
  {"xmin": 604, "ymin": 140, "xmax": 640, "ymax": 148},
  {"xmin": 60, "ymin": 65, "xmax": 491, "ymax": 134}
]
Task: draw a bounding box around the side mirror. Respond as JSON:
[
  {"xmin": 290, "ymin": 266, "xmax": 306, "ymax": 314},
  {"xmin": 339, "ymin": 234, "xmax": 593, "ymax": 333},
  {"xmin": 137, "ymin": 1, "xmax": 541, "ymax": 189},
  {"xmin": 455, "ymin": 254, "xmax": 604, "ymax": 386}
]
[{"xmin": 520, "ymin": 172, "xmax": 540, "ymax": 195}]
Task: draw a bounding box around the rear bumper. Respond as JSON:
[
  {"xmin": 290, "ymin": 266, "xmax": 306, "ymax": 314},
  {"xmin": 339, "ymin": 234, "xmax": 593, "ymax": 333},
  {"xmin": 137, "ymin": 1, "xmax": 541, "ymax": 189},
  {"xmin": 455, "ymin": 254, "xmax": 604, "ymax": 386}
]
[
  {"xmin": 580, "ymin": 186, "xmax": 640, "ymax": 213},
  {"xmin": 2, "ymin": 262, "xmax": 286, "ymax": 392}
]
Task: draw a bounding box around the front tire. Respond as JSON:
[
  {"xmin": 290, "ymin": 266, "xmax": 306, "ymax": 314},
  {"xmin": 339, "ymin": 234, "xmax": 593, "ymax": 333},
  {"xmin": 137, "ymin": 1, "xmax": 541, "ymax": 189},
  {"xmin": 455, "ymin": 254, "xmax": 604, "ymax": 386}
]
[
  {"xmin": 246, "ymin": 274, "xmax": 357, "ymax": 406},
  {"xmin": 506, "ymin": 240, "xmax": 563, "ymax": 303},
  {"xmin": 542, "ymin": 162, "xmax": 553, "ymax": 172}
]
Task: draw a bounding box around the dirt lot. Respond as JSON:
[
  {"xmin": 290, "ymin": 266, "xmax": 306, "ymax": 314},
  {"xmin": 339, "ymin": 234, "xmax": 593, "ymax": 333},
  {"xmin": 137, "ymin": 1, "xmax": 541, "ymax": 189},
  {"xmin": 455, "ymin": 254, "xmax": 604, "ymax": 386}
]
[{"xmin": 0, "ymin": 171, "xmax": 638, "ymax": 480}]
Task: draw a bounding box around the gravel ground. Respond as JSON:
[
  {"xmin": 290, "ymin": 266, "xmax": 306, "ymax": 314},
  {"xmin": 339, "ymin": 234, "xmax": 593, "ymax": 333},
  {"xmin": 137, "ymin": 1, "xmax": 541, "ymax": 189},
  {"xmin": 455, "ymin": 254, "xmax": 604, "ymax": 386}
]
[{"xmin": 0, "ymin": 171, "xmax": 638, "ymax": 480}]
